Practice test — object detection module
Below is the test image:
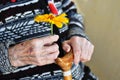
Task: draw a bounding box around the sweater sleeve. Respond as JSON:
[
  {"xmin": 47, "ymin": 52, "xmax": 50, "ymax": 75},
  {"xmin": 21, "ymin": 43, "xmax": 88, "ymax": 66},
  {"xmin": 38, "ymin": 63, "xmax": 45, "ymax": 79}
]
[
  {"xmin": 61, "ymin": 0, "xmax": 88, "ymax": 40},
  {"xmin": 0, "ymin": 41, "xmax": 16, "ymax": 74}
]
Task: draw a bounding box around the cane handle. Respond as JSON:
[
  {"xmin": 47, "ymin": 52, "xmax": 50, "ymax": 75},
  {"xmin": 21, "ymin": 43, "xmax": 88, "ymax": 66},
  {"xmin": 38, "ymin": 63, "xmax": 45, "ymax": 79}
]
[{"xmin": 55, "ymin": 50, "xmax": 74, "ymax": 80}]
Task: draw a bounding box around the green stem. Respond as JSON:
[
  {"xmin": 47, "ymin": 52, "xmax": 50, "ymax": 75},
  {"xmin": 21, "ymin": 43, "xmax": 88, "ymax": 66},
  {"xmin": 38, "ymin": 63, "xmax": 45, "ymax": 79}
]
[{"xmin": 51, "ymin": 24, "xmax": 53, "ymax": 35}]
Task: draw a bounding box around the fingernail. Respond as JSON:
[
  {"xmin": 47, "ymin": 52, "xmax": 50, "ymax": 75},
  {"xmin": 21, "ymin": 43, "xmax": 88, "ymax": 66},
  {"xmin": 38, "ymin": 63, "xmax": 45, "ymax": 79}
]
[
  {"xmin": 64, "ymin": 46, "xmax": 70, "ymax": 52},
  {"xmin": 65, "ymin": 48, "xmax": 69, "ymax": 52},
  {"xmin": 67, "ymin": 46, "xmax": 71, "ymax": 52},
  {"xmin": 66, "ymin": 49, "xmax": 69, "ymax": 52}
]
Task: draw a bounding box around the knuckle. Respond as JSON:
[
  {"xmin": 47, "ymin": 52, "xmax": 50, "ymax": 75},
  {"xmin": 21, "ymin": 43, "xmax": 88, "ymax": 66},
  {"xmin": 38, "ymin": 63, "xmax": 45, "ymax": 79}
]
[
  {"xmin": 89, "ymin": 42, "xmax": 94, "ymax": 48},
  {"xmin": 51, "ymin": 51, "xmax": 59, "ymax": 59},
  {"xmin": 54, "ymin": 51, "xmax": 59, "ymax": 58},
  {"xmin": 55, "ymin": 44, "xmax": 59, "ymax": 49},
  {"xmin": 75, "ymin": 49, "xmax": 81, "ymax": 54},
  {"xmin": 87, "ymin": 57, "xmax": 91, "ymax": 61},
  {"xmin": 53, "ymin": 44, "xmax": 59, "ymax": 51},
  {"xmin": 82, "ymin": 38, "xmax": 87, "ymax": 43}
]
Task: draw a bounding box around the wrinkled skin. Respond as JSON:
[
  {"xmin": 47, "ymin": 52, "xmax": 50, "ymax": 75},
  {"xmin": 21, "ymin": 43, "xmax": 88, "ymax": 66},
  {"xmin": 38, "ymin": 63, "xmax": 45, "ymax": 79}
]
[
  {"xmin": 62, "ymin": 36, "xmax": 94, "ymax": 64},
  {"xmin": 9, "ymin": 35, "xmax": 94, "ymax": 67}
]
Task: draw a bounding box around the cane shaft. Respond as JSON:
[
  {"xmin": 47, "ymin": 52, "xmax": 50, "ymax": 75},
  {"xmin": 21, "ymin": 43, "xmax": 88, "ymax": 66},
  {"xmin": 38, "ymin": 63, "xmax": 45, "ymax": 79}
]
[{"xmin": 64, "ymin": 75, "xmax": 72, "ymax": 80}]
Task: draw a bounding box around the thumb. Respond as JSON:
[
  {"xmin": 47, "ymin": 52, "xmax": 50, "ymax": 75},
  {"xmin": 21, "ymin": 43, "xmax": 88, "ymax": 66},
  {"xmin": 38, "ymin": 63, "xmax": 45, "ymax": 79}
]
[
  {"xmin": 41, "ymin": 35, "xmax": 59, "ymax": 45},
  {"xmin": 62, "ymin": 41, "xmax": 71, "ymax": 52}
]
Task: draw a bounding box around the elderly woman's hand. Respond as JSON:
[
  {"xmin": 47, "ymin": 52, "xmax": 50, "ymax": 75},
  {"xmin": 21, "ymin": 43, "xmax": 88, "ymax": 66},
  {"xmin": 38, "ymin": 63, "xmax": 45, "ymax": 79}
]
[
  {"xmin": 62, "ymin": 36, "xmax": 94, "ymax": 64},
  {"xmin": 8, "ymin": 35, "xmax": 59, "ymax": 67}
]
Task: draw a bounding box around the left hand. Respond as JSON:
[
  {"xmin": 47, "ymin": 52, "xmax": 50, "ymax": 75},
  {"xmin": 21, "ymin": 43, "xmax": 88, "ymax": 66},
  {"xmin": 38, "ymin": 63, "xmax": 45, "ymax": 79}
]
[{"xmin": 62, "ymin": 36, "xmax": 94, "ymax": 64}]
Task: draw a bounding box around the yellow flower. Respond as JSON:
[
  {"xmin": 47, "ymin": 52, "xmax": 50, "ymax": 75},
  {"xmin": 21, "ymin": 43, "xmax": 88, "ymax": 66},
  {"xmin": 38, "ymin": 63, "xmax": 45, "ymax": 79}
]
[{"xmin": 34, "ymin": 13, "xmax": 69, "ymax": 28}]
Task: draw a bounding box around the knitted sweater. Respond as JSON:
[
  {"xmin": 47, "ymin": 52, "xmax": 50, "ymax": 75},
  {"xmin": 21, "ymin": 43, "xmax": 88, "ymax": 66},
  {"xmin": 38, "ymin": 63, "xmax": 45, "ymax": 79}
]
[{"xmin": 0, "ymin": 0, "xmax": 87, "ymax": 79}]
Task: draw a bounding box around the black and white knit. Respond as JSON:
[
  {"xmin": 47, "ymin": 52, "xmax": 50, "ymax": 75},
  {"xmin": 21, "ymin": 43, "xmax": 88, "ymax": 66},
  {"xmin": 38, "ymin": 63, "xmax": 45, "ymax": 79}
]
[{"xmin": 0, "ymin": 0, "xmax": 91, "ymax": 79}]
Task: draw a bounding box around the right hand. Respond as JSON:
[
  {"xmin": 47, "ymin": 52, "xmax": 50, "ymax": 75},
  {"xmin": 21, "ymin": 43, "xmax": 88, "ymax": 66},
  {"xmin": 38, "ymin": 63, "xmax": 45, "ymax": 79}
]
[{"xmin": 8, "ymin": 35, "xmax": 59, "ymax": 67}]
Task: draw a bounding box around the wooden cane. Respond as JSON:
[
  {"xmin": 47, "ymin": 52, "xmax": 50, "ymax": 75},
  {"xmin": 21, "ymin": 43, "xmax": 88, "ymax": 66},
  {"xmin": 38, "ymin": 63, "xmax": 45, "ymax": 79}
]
[{"xmin": 55, "ymin": 50, "xmax": 74, "ymax": 80}]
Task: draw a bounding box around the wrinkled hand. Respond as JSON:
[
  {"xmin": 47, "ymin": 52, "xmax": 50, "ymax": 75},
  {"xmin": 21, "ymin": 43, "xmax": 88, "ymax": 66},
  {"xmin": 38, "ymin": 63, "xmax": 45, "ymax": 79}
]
[
  {"xmin": 8, "ymin": 35, "xmax": 59, "ymax": 67},
  {"xmin": 62, "ymin": 36, "xmax": 94, "ymax": 64}
]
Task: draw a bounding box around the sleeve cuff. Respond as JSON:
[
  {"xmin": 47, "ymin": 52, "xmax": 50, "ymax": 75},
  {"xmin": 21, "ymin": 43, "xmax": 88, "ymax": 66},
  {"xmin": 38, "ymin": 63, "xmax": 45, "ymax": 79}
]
[
  {"xmin": 0, "ymin": 42, "xmax": 16, "ymax": 74},
  {"xmin": 67, "ymin": 26, "xmax": 89, "ymax": 40}
]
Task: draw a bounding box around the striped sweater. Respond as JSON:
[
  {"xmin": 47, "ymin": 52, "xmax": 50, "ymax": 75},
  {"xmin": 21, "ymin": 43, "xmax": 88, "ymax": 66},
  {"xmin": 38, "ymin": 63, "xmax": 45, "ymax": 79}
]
[{"xmin": 0, "ymin": 0, "xmax": 87, "ymax": 79}]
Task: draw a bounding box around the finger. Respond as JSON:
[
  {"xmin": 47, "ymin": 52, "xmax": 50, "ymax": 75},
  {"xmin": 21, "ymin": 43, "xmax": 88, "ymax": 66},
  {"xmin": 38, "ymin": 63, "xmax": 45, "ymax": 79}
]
[
  {"xmin": 62, "ymin": 41, "xmax": 71, "ymax": 52},
  {"xmin": 38, "ymin": 51, "xmax": 59, "ymax": 65},
  {"xmin": 31, "ymin": 35, "xmax": 59, "ymax": 46},
  {"xmin": 80, "ymin": 41, "xmax": 89, "ymax": 62},
  {"xmin": 33, "ymin": 59, "xmax": 55, "ymax": 66},
  {"xmin": 80, "ymin": 58, "xmax": 88, "ymax": 63},
  {"xmin": 45, "ymin": 51, "xmax": 59, "ymax": 60},
  {"xmin": 40, "ymin": 59, "xmax": 55, "ymax": 66},
  {"xmin": 43, "ymin": 43, "xmax": 59, "ymax": 54},
  {"xmin": 80, "ymin": 41, "xmax": 93, "ymax": 62},
  {"xmin": 28, "ymin": 51, "xmax": 59, "ymax": 66},
  {"xmin": 71, "ymin": 40, "xmax": 81, "ymax": 65},
  {"xmin": 87, "ymin": 43, "xmax": 94, "ymax": 61},
  {"xmin": 41, "ymin": 35, "xmax": 59, "ymax": 45}
]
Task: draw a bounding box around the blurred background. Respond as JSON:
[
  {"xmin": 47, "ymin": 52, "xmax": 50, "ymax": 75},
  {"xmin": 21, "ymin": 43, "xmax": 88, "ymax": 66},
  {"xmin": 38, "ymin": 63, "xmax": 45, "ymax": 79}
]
[{"xmin": 73, "ymin": 0, "xmax": 120, "ymax": 80}]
